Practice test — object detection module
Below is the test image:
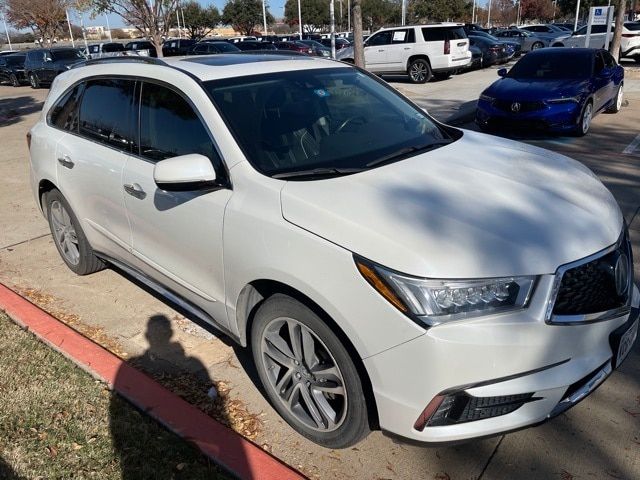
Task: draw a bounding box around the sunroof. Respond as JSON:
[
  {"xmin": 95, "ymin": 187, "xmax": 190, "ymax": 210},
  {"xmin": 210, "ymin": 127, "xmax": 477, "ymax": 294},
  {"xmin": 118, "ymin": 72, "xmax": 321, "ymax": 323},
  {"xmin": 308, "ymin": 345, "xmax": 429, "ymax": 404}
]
[{"xmin": 181, "ymin": 53, "xmax": 307, "ymax": 66}]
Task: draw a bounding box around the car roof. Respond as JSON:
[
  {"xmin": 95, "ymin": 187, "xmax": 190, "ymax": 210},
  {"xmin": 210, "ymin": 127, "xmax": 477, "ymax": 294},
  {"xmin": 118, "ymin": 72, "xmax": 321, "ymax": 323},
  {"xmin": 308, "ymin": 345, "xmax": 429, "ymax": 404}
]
[{"xmin": 74, "ymin": 54, "xmax": 348, "ymax": 82}]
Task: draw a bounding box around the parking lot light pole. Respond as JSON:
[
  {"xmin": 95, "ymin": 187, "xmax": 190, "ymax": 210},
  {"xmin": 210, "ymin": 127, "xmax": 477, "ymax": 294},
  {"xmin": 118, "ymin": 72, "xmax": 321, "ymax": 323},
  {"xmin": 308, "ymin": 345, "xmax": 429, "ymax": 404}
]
[
  {"xmin": 298, "ymin": 0, "xmax": 303, "ymax": 39},
  {"xmin": 401, "ymin": 0, "xmax": 406, "ymax": 26},
  {"xmin": 330, "ymin": 0, "xmax": 336, "ymax": 58},
  {"xmin": 472, "ymin": 0, "xmax": 476, "ymax": 24},
  {"xmin": 105, "ymin": 14, "xmax": 112, "ymax": 42},
  {"xmin": 574, "ymin": 0, "xmax": 581, "ymax": 31},
  {"xmin": 65, "ymin": 10, "xmax": 75, "ymax": 48},
  {"xmin": 2, "ymin": 13, "xmax": 11, "ymax": 50},
  {"xmin": 348, "ymin": 0, "xmax": 351, "ymax": 31},
  {"xmin": 487, "ymin": 0, "xmax": 492, "ymax": 27},
  {"xmin": 262, "ymin": 0, "xmax": 268, "ymax": 35}
]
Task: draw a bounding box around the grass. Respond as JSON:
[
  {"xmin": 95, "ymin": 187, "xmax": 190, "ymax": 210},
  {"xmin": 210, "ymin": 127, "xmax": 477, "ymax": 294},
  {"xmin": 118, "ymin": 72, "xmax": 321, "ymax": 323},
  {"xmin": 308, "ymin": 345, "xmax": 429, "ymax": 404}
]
[{"xmin": 0, "ymin": 311, "xmax": 223, "ymax": 480}]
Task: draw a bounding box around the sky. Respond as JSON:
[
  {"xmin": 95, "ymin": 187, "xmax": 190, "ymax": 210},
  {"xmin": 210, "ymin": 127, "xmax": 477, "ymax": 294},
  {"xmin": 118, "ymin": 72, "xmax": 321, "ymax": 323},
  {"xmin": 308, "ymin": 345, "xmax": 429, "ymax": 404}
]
[{"xmin": 77, "ymin": 0, "xmax": 289, "ymax": 28}]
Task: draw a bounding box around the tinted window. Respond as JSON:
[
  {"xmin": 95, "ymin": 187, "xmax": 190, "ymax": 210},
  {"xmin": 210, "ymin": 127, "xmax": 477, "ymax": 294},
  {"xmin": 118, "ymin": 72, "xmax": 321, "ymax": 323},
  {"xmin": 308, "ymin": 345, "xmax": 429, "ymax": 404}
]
[
  {"xmin": 422, "ymin": 28, "xmax": 447, "ymax": 42},
  {"xmin": 625, "ymin": 22, "xmax": 640, "ymax": 31},
  {"xmin": 139, "ymin": 83, "xmax": 221, "ymax": 169},
  {"xmin": 27, "ymin": 51, "xmax": 42, "ymax": 61},
  {"xmin": 5, "ymin": 55, "xmax": 25, "ymax": 66},
  {"xmin": 603, "ymin": 50, "xmax": 616, "ymax": 68},
  {"xmin": 103, "ymin": 43, "xmax": 124, "ymax": 52},
  {"xmin": 508, "ymin": 51, "xmax": 592, "ymax": 79},
  {"xmin": 51, "ymin": 49, "xmax": 84, "ymax": 61},
  {"xmin": 78, "ymin": 79, "xmax": 135, "ymax": 149},
  {"xmin": 50, "ymin": 84, "xmax": 83, "ymax": 131},
  {"xmin": 447, "ymin": 27, "xmax": 467, "ymax": 40},
  {"xmin": 205, "ymin": 68, "xmax": 451, "ymax": 178},
  {"xmin": 368, "ymin": 31, "xmax": 392, "ymax": 46},
  {"xmin": 88, "ymin": 45, "xmax": 100, "ymax": 53},
  {"xmin": 594, "ymin": 52, "xmax": 605, "ymax": 72}
]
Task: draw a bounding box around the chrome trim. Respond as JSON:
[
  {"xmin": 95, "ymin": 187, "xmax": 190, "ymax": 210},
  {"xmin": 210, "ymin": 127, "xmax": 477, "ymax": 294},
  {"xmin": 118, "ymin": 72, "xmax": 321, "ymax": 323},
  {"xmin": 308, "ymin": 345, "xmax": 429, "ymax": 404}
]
[
  {"xmin": 549, "ymin": 362, "xmax": 612, "ymax": 418},
  {"xmin": 545, "ymin": 229, "xmax": 632, "ymax": 325}
]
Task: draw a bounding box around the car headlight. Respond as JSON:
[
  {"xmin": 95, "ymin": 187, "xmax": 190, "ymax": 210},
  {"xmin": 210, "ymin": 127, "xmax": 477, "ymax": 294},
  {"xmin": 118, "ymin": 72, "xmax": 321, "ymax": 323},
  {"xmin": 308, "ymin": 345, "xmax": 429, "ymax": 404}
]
[
  {"xmin": 355, "ymin": 256, "xmax": 536, "ymax": 326},
  {"xmin": 546, "ymin": 96, "xmax": 580, "ymax": 104},
  {"xmin": 479, "ymin": 94, "xmax": 495, "ymax": 103}
]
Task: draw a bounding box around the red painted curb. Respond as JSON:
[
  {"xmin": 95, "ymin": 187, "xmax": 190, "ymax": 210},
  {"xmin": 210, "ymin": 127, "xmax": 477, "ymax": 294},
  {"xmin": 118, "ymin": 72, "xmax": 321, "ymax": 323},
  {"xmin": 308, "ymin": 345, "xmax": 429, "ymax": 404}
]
[{"xmin": 0, "ymin": 282, "xmax": 306, "ymax": 480}]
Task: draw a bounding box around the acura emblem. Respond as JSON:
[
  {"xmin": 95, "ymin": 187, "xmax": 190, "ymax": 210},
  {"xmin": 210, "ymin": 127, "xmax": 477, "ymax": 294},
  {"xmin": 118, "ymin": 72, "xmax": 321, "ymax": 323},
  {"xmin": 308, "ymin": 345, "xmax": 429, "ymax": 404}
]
[
  {"xmin": 511, "ymin": 102, "xmax": 521, "ymax": 113},
  {"xmin": 614, "ymin": 253, "xmax": 629, "ymax": 296}
]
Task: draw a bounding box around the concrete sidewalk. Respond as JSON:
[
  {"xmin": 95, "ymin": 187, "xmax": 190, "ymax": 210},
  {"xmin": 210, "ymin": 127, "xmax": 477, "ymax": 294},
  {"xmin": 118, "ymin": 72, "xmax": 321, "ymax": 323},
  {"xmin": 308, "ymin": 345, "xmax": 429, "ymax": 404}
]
[{"xmin": 1, "ymin": 62, "xmax": 639, "ymax": 479}]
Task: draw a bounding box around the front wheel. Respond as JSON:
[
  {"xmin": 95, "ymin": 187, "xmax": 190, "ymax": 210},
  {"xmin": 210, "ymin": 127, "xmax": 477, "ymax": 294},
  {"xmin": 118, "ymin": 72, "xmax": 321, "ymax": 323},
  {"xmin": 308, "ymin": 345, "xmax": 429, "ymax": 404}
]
[
  {"xmin": 251, "ymin": 294, "xmax": 370, "ymax": 448},
  {"xmin": 408, "ymin": 58, "xmax": 431, "ymax": 84},
  {"xmin": 575, "ymin": 101, "xmax": 593, "ymax": 136},
  {"xmin": 10, "ymin": 74, "xmax": 20, "ymax": 87},
  {"xmin": 45, "ymin": 190, "xmax": 105, "ymax": 275},
  {"xmin": 28, "ymin": 72, "xmax": 39, "ymax": 89},
  {"xmin": 607, "ymin": 84, "xmax": 623, "ymax": 113}
]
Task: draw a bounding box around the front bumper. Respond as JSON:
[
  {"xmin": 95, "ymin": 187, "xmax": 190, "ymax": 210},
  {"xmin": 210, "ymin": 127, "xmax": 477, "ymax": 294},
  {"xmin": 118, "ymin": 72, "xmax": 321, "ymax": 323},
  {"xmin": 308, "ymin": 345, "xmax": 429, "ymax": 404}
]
[
  {"xmin": 476, "ymin": 99, "xmax": 582, "ymax": 132},
  {"xmin": 364, "ymin": 278, "xmax": 639, "ymax": 444}
]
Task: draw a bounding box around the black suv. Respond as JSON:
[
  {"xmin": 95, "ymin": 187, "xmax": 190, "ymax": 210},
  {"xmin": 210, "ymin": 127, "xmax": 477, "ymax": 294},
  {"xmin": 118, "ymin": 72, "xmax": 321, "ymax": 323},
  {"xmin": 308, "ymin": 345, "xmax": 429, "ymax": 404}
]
[
  {"xmin": 124, "ymin": 40, "xmax": 158, "ymax": 57},
  {"xmin": 24, "ymin": 48, "xmax": 85, "ymax": 88},
  {"xmin": 0, "ymin": 53, "xmax": 27, "ymax": 87},
  {"xmin": 162, "ymin": 39, "xmax": 195, "ymax": 56}
]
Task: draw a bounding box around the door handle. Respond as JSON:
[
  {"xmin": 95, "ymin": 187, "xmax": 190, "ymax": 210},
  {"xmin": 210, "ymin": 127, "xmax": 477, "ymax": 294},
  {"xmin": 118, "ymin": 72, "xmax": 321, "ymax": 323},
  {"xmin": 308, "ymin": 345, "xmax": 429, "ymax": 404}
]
[
  {"xmin": 404, "ymin": 47, "xmax": 411, "ymax": 50},
  {"xmin": 57, "ymin": 155, "xmax": 74, "ymax": 169},
  {"xmin": 378, "ymin": 49, "xmax": 385, "ymax": 52},
  {"xmin": 123, "ymin": 183, "xmax": 146, "ymax": 199}
]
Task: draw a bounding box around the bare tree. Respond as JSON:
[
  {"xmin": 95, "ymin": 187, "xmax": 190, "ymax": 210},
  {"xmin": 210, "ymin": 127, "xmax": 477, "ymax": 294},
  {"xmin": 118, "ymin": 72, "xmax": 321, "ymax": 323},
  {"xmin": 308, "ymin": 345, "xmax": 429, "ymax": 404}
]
[
  {"xmin": 352, "ymin": 0, "xmax": 364, "ymax": 67},
  {"xmin": 3, "ymin": 0, "xmax": 70, "ymax": 44},
  {"xmin": 88, "ymin": 0, "xmax": 179, "ymax": 57}
]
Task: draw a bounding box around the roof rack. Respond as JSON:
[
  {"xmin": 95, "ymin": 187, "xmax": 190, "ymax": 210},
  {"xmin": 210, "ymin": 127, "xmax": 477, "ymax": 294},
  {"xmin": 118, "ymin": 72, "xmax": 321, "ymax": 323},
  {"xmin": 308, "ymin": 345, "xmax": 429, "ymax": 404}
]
[{"xmin": 72, "ymin": 55, "xmax": 167, "ymax": 69}]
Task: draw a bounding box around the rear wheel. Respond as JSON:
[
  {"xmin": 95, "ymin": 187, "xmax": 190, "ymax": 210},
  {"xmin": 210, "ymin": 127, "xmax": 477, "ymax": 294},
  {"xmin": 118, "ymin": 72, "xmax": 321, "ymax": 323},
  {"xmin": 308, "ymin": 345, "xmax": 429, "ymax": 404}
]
[
  {"xmin": 531, "ymin": 41, "xmax": 544, "ymax": 50},
  {"xmin": 9, "ymin": 74, "xmax": 20, "ymax": 87},
  {"xmin": 251, "ymin": 294, "xmax": 369, "ymax": 448},
  {"xmin": 45, "ymin": 190, "xmax": 105, "ymax": 275},
  {"xmin": 28, "ymin": 72, "xmax": 39, "ymax": 89},
  {"xmin": 408, "ymin": 58, "xmax": 431, "ymax": 84},
  {"xmin": 607, "ymin": 84, "xmax": 623, "ymax": 113}
]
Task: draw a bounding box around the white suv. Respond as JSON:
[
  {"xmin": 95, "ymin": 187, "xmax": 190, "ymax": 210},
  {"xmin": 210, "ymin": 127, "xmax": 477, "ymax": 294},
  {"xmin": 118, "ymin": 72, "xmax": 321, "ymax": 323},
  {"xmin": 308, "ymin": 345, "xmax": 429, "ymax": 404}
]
[
  {"xmin": 29, "ymin": 55, "xmax": 638, "ymax": 448},
  {"xmin": 337, "ymin": 23, "xmax": 471, "ymax": 83},
  {"xmin": 552, "ymin": 22, "xmax": 640, "ymax": 61}
]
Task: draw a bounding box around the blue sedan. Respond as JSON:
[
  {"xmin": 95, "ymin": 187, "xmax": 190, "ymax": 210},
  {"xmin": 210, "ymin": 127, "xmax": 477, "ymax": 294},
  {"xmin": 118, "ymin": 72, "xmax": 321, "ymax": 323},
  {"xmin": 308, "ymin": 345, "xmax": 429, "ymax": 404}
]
[{"xmin": 476, "ymin": 48, "xmax": 624, "ymax": 136}]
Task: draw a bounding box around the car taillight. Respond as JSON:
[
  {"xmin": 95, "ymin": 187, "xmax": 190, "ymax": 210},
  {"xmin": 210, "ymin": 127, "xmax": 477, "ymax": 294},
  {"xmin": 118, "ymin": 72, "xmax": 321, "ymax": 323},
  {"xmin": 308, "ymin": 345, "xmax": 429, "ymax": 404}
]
[
  {"xmin": 444, "ymin": 38, "xmax": 450, "ymax": 55},
  {"xmin": 26, "ymin": 131, "xmax": 31, "ymax": 151}
]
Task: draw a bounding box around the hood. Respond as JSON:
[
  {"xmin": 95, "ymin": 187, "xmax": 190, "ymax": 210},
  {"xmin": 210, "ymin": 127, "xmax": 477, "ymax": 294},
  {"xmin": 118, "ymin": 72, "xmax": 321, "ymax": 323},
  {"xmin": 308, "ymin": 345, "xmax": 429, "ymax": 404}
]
[
  {"xmin": 485, "ymin": 77, "xmax": 588, "ymax": 101},
  {"xmin": 280, "ymin": 130, "xmax": 621, "ymax": 278}
]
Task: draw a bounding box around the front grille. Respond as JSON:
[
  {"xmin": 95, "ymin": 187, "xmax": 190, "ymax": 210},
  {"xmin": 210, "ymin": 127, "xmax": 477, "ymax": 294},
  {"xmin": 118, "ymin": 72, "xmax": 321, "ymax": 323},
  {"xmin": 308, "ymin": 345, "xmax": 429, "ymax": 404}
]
[
  {"xmin": 493, "ymin": 99, "xmax": 546, "ymax": 113},
  {"xmin": 552, "ymin": 232, "xmax": 633, "ymax": 316}
]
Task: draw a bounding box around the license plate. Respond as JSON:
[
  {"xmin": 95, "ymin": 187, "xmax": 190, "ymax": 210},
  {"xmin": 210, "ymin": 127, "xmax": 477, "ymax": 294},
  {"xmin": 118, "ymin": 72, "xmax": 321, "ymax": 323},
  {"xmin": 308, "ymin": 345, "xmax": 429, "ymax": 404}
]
[{"xmin": 616, "ymin": 318, "xmax": 638, "ymax": 368}]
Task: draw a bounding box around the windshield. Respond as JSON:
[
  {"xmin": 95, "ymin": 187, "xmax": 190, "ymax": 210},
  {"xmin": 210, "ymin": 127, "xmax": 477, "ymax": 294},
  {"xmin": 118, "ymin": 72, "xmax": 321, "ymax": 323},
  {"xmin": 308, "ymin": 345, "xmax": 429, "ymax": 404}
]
[
  {"xmin": 507, "ymin": 51, "xmax": 592, "ymax": 79},
  {"xmin": 205, "ymin": 68, "xmax": 452, "ymax": 178},
  {"xmin": 5, "ymin": 55, "xmax": 25, "ymax": 66},
  {"xmin": 215, "ymin": 42, "xmax": 240, "ymax": 52},
  {"xmin": 51, "ymin": 49, "xmax": 84, "ymax": 61}
]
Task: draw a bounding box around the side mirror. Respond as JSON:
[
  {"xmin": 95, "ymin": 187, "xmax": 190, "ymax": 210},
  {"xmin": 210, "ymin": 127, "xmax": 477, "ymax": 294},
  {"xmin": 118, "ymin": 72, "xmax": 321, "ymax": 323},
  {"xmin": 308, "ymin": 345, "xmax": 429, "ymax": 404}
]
[
  {"xmin": 497, "ymin": 68, "xmax": 507, "ymax": 77},
  {"xmin": 153, "ymin": 153, "xmax": 218, "ymax": 191}
]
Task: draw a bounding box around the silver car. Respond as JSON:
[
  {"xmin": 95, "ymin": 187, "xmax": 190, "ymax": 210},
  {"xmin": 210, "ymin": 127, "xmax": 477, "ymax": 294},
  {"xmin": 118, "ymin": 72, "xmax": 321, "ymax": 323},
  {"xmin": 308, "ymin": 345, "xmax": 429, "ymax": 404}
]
[{"xmin": 494, "ymin": 29, "xmax": 547, "ymax": 51}]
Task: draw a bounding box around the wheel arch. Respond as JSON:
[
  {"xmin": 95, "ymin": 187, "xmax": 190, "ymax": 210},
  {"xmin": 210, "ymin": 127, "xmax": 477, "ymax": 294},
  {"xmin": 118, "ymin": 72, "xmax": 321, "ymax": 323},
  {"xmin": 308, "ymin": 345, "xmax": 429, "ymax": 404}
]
[
  {"xmin": 236, "ymin": 279, "xmax": 380, "ymax": 430},
  {"xmin": 38, "ymin": 178, "xmax": 58, "ymax": 216},
  {"xmin": 407, "ymin": 54, "xmax": 431, "ymax": 70}
]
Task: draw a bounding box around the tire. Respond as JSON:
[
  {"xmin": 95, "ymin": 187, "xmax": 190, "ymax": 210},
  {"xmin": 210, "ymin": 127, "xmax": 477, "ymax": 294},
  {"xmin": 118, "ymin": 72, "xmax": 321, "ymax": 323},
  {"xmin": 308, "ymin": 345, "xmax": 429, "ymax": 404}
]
[
  {"xmin": 407, "ymin": 58, "xmax": 432, "ymax": 84},
  {"xmin": 45, "ymin": 190, "xmax": 105, "ymax": 275},
  {"xmin": 575, "ymin": 100, "xmax": 593, "ymax": 137},
  {"xmin": 531, "ymin": 41, "xmax": 544, "ymax": 50},
  {"xmin": 28, "ymin": 72, "xmax": 40, "ymax": 89},
  {"xmin": 251, "ymin": 294, "xmax": 370, "ymax": 448},
  {"xmin": 9, "ymin": 74, "xmax": 20, "ymax": 87},
  {"xmin": 606, "ymin": 84, "xmax": 623, "ymax": 113},
  {"xmin": 635, "ymin": 56, "xmax": 640, "ymax": 64}
]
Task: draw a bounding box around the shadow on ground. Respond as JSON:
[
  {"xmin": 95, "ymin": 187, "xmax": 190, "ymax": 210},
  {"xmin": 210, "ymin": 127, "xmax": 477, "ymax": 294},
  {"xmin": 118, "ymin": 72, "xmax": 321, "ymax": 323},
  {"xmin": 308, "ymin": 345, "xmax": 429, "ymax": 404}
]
[
  {"xmin": 0, "ymin": 456, "xmax": 22, "ymax": 480},
  {"xmin": 0, "ymin": 96, "xmax": 44, "ymax": 127}
]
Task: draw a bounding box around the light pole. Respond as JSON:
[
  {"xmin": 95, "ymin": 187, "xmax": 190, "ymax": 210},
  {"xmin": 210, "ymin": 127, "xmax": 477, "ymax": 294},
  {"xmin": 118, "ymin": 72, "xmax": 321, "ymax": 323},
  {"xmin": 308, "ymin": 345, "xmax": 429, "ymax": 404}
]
[
  {"xmin": 105, "ymin": 14, "xmax": 112, "ymax": 42},
  {"xmin": 348, "ymin": 0, "xmax": 351, "ymax": 31},
  {"xmin": 262, "ymin": 0, "xmax": 268, "ymax": 35},
  {"xmin": 1, "ymin": 13, "xmax": 12, "ymax": 50},
  {"xmin": 574, "ymin": 0, "xmax": 581, "ymax": 31},
  {"xmin": 401, "ymin": 0, "xmax": 406, "ymax": 26},
  {"xmin": 487, "ymin": 0, "xmax": 492, "ymax": 28},
  {"xmin": 297, "ymin": 0, "xmax": 302, "ymax": 39},
  {"xmin": 330, "ymin": 0, "xmax": 336, "ymax": 58},
  {"xmin": 472, "ymin": 0, "xmax": 476, "ymax": 24},
  {"xmin": 517, "ymin": 0, "xmax": 521, "ymax": 26},
  {"xmin": 65, "ymin": 10, "xmax": 75, "ymax": 47}
]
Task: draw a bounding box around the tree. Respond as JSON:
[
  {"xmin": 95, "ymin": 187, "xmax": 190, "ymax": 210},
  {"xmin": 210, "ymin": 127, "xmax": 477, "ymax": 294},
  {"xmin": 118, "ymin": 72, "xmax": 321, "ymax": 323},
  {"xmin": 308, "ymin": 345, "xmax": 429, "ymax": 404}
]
[
  {"xmin": 609, "ymin": 0, "xmax": 626, "ymax": 60},
  {"xmin": 556, "ymin": 0, "xmax": 609, "ymax": 19},
  {"xmin": 222, "ymin": 0, "xmax": 274, "ymax": 36},
  {"xmin": 352, "ymin": 0, "xmax": 364, "ymax": 67},
  {"xmin": 180, "ymin": 0, "xmax": 219, "ymax": 40},
  {"xmin": 4, "ymin": 0, "xmax": 69, "ymax": 43},
  {"xmin": 284, "ymin": 0, "xmax": 330, "ymax": 33},
  {"xmin": 520, "ymin": 0, "xmax": 554, "ymax": 22},
  {"xmin": 361, "ymin": 0, "xmax": 401, "ymax": 32},
  {"xmin": 87, "ymin": 0, "xmax": 179, "ymax": 57},
  {"xmin": 110, "ymin": 27, "xmax": 130, "ymax": 39},
  {"xmin": 409, "ymin": 0, "xmax": 470, "ymax": 23}
]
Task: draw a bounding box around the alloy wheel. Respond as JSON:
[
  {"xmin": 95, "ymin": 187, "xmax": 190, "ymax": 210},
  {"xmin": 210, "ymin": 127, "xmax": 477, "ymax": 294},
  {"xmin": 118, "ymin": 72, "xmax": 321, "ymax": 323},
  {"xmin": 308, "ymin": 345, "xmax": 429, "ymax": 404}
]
[
  {"xmin": 532, "ymin": 42, "xmax": 543, "ymax": 50},
  {"xmin": 29, "ymin": 73, "xmax": 36, "ymax": 88},
  {"xmin": 582, "ymin": 102, "xmax": 593, "ymax": 134},
  {"xmin": 50, "ymin": 200, "xmax": 80, "ymax": 266},
  {"xmin": 409, "ymin": 62, "xmax": 428, "ymax": 83},
  {"xmin": 260, "ymin": 317, "xmax": 347, "ymax": 432},
  {"xmin": 616, "ymin": 85, "xmax": 623, "ymax": 111}
]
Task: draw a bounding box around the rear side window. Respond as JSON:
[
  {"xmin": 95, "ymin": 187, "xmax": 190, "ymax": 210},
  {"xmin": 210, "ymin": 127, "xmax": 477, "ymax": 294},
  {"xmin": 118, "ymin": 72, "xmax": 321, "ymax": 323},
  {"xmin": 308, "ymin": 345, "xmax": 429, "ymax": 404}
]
[
  {"xmin": 103, "ymin": 43, "xmax": 124, "ymax": 53},
  {"xmin": 368, "ymin": 31, "xmax": 392, "ymax": 46},
  {"xmin": 50, "ymin": 84, "xmax": 83, "ymax": 131},
  {"xmin": 625, "ymin": 22, "xmax": 640, "ymax": 31},
  {"xmin": 422, "ymin": 27, "xmax": 466, "ymax": 42},
  {"xmin": 139, "ymin": 82, "xmax": 221, "ymax": 169},
  {"xmin": 78, "ymin": 79, "xmax": 136, "ymax": 150}
]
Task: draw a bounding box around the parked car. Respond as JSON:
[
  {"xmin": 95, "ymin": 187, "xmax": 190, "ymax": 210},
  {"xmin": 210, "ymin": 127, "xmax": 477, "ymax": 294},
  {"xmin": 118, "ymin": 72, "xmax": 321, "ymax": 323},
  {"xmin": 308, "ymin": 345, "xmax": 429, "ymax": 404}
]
[
  {"xmin": 275, "ymin": 41, "xmax": 313, "ymax": 55},
  {"xmin": 227, "ymin": 36, "xmax": 257, "ymax": 43},
  {"xmin": 520, "ymin": 24, "xmax": 567, "ymax": 41},
  {"xmin": 0, "ymin": 54, "xmax": 27, "ymax": 87},
  {"xmin": 468, "ymin": 36, "xmax": 510, "ymax": 66},
  {"xmin": 319, "ymin": 37, "xmax": 351, "ymax": 50},
  {"xmin": 124, "ymin": 40, "xmax": 157, "ymax": 57},
  {"xmin": 552, "ymin": 23, "xmax": 576, "ymax": 31},
  {"xmin": 86, "ymin": 42, "xmax": 125, "ymax": 59},
  {"xmin": 476, "ymin": 48, "xmax": 624, "ymax": 135},
  {"xmin": 0, "ymin": 50, "xmax": 20, "ymax": 57},
  {"xmin": 300, "ymin": 39, "xmax": 332, "ymax": 57},
  {"xmin": 465, "ymin": 44, "xmax": 483, "ymax": 69},
  {"xmin": 468, "ymin": 31, "xmax": 521, "ymax": 57},
  {"xmin": 234, "ymin": 41, "xmax": 277, "ymax": 51},
  {"xmin": 493, "ymin": 29, "xmax": 547, "ymax": 51},
  {"xmin": 24, "ymin": 48, "xmax": 85, "ymax": 88},
  {"xmin": 162, "ymin": 39, "xmax": 196, "ymax": 56},
  {"xmin": 551, "ymin": 22, "xmax": 640, "ymax": 62},
  {"xmin": 189, "ymin": 41, "xmax": 241, "ymax": 55},
  {"xmin": 337, "ymin": 23, "xmax": 471, "ymax": 83},
  {"xmin": 29, "ymin": 53, "xmax": 638, "ymax": 449}
]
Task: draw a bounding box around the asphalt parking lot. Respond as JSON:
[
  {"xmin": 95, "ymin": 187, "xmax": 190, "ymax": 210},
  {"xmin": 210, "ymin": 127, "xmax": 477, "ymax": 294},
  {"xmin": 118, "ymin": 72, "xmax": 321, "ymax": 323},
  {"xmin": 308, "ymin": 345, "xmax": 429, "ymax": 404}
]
[{"xmin": 1, "ymin": 62, "xmax": 639, "ymax": 479}]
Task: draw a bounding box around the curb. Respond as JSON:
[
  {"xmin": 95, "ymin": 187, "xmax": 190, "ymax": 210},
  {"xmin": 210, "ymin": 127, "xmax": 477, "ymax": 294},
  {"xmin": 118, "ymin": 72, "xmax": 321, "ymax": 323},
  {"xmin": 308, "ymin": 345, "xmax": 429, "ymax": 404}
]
[{"xmin": 0, "ymin": 282, "xmax": 306, "ymax": 480}]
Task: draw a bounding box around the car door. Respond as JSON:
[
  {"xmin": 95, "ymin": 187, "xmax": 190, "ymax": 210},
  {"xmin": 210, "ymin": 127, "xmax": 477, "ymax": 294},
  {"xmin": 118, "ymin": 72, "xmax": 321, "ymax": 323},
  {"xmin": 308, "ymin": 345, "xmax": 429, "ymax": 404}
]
[
  {"xmin": 592, "ymin": 51, "xmax": 612, "ymax": 110},
  {"xmin": 364, "ymin": 31, "xmax": 392, "ymax": 71},
  {"xmin": 54, "ymin": 78, "xmax": 135, "ymax": 260},
  {"xmin": 121, "ymin": 81, "xmax": 232, "ymax": 328},
  {"xmin": 383, "ymin": 28, "xmax": 415, "ymax": 71},
  {"xmin": 42, "ymin": 50, "xmax": 57, "ymax": 82}
]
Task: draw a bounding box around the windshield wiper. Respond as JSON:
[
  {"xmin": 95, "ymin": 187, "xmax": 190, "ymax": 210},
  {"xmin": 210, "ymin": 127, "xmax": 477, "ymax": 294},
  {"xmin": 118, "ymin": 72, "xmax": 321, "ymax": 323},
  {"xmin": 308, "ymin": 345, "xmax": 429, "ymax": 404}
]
[
  {"xmin": 272, "ymin": 167, "xmax": 363, "ymax": 180},
  {"xmin": 366, "ymin": 140, "xmax": 453, "ymax": 168}
]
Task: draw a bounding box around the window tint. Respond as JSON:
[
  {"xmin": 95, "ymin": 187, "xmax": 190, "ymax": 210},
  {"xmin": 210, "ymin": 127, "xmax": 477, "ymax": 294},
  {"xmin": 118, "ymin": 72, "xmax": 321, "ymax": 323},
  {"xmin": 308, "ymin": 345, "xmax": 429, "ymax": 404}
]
[
  {"xmin": 447, "ymin": 27, "xmax": 467, "ymax": 40},
  {"xmin": 625, "ymin": 22, "xmax": 640, "ymax": 31},
  {"xmin": 422, "ymin": 28, "xmax": 447, "ymax": 42},
  {"xmin": 78, "ymin": 79, "xmax": 135, "ymax": 149},
  {"xmin": 603, "ymin": 50, "xmax": 616, "ymax": 68},
  {"xmin": 594, "ymin": 52, "xmax": 605, "ymax": 72},
  {"xmin": 139, "ymin": 82, "xmax": 221, "ymax": 169},
  {"xmin": 50, "ymin": 84, "xmax": 83, "ymax": 131},
  {"xmin": 103, "ymin": 43, "xmax": 124, "ymax": 53},
  {"xmin": 368, "ymin": 31, "xmax": 392, "ymax": 46},
  {"xmin": 508, "ymin": 50, "xmax": 593, "ymax": 79}
]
